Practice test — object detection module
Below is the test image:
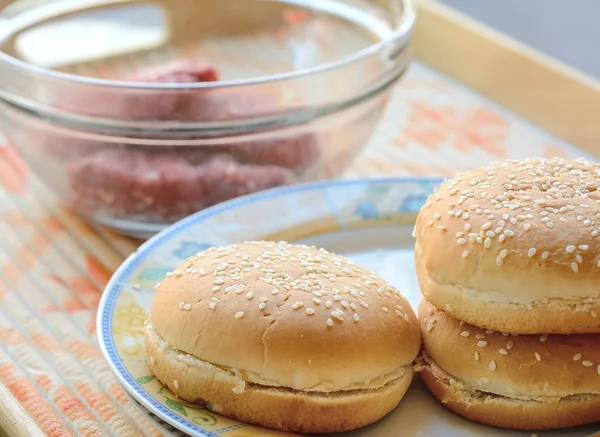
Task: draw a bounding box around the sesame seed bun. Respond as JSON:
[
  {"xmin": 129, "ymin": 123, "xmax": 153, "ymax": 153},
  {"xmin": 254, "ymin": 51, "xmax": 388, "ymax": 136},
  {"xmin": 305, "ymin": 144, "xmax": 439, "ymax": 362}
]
[
  {"xmin": 147, "ymin": 241, "xmax": 421, "ymax": 433},
  {"xmin": 414, "ymin": 157, "xmax": 600, "ymax": 334},
  {"xmin": 415, "ymin": 299, "xmax": 600, "ymax": 430}
]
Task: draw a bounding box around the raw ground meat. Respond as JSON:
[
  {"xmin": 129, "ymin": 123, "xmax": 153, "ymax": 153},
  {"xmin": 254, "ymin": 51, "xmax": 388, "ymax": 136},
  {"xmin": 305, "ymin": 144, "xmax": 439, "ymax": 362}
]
[
  {"xmin": 66, "ymin": 149, "xmax": 296, "ymax": 222},
  {"xmin": 57, "ymin": 59, "xmax": 220, "ymax": 120},
  {"xmin": 120, "ymin": 59, "xmax": 219, "ymax": 83},
  {"xmin": 44, "ymin": 58, "xmax": 322, "ymax": 224}
]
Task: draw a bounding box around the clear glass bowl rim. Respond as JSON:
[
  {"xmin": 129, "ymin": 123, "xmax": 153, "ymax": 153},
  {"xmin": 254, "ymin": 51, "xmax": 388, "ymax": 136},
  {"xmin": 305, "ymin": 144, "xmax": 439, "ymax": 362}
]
[{"xmin": 0, "ymin": 0, "xmax": 416, "ymax": 90}]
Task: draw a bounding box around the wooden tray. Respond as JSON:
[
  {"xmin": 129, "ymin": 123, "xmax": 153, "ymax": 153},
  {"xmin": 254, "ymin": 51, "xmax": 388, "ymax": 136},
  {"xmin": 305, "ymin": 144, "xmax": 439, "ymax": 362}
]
[
  {"xmin": 414, "ymin": 0, "xmax": 600, "ymax": 157},
  {"xmin": 0, "ymin": 1, "xmax": 600, "ymax": 436}
]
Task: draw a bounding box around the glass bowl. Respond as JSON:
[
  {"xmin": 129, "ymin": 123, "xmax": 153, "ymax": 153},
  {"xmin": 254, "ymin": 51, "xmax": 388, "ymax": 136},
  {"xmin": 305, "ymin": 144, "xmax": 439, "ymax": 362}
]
[{"xmin": 0, "ymin": 0, "xmax": 415, "ymax": 237}]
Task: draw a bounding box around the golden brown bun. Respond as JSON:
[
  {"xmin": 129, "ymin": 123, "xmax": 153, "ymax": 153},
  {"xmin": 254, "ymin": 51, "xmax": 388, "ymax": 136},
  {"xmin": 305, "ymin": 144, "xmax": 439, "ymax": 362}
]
[
  {"xmin": 418, "ymin": 300, "xmax": 600, "ymax": 398},
  {"xmin": 416, "ymin": 354, "xmax": 600, "ymax": 431},
  {"xmin": 147, "ymin": 241, "xmax": 421, "ymax": 432},
  {"xmin": 415, "ymin": 300, "xmax": 600, "ymax": 429},
  {"xmin": 414, "ymin": 157, "xmax": 600, "ymax": 334},
  {"xmin": 146, "ymin": 323, "xmax": 413, "ymax": 433}
]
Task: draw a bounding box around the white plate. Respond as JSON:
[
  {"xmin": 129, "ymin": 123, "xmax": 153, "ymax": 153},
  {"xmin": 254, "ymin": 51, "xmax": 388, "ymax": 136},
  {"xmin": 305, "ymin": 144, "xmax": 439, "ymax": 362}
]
[{"xmin": 97, "ymin": 178, "xmax": 599, "ymax": 437}]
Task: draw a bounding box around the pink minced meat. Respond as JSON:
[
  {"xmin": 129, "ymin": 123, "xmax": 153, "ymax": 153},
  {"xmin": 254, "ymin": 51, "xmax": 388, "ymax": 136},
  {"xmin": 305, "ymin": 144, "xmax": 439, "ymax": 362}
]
[
  {"xmin": 53, "ymin": 58, "xmax": 320, "ymax": 223},
  {"xmin": 56, "ymin": 59, "xmax": 220, "ymax": 121},
  {"xmin": 121, "ymin": 59, "xmax": 219, "ymax": 83},
  {"xmin": 66, "ymin": 149, "xmax": 296, "ymax": 222}
]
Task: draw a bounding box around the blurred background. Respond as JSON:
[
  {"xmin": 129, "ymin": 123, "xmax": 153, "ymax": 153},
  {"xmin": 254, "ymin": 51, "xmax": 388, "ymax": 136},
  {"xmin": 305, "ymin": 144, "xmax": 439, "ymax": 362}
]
[{"xmin": 443, "ymin": 0, "xmax": 600, "ymax": 79}]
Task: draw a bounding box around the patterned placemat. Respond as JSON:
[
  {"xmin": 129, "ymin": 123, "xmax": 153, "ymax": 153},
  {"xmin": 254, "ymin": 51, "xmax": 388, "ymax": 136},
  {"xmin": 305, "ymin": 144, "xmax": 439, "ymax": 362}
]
[{"xmin": 0, "ymin": 61, "xmax": 592, "ymax": 436}]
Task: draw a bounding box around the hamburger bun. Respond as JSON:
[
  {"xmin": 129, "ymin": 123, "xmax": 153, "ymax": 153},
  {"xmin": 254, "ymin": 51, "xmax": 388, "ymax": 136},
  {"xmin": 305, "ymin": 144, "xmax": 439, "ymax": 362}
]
[
  {"xmin": 146, "ymin": 241, "xmax": 421, "ymax": 433},
  {"xmin": 414, "ymin": 157, "xmax": 600, "ymax": 334},
  {"xmin": 415, "ymin": 299, "xmax": 600, "ymax": 430}
]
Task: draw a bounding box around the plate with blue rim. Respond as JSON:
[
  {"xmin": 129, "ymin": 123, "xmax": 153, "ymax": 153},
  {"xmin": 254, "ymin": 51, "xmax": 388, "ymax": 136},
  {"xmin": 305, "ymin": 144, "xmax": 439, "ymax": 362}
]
[{"xmin": 97, "ymin": 177, "xmax": 599, "ymax": 437}]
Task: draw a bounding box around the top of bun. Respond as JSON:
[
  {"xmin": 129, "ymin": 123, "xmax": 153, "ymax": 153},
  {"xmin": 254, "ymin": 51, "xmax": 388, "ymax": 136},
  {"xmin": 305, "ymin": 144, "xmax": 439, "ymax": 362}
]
[
  {"xmin": 419, "ymin": 300, "xmax": 600, "ymax": 399},
  {"xmin": 150, "ymin": 241, "xmax": 420, "ymax": 392},
  {"xmin": 415, "ymin": 157, "xmax": 600, "ymax": 305}
]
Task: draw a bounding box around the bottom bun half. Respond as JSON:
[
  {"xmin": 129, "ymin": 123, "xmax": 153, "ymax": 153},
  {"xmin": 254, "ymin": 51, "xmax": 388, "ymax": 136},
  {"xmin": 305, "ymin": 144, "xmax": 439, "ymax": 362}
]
[
  {"xmin": 415, "ymin": 353, "xmax": 600, "ymax": 431},
  {"xmin": 145, "ymin": 325, "xmax": 412, "ymax": 433}
]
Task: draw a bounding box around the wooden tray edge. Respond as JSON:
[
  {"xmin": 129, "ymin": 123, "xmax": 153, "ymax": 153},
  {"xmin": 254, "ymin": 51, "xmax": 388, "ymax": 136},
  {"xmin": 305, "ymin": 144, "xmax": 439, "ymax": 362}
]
[
  {"xmin": 413, "ymin": 0, "xmax": 600, "ymax": 158},
  {"xmin": 0, "ymin": 384, "xmax": 44, "ymax": 437}
]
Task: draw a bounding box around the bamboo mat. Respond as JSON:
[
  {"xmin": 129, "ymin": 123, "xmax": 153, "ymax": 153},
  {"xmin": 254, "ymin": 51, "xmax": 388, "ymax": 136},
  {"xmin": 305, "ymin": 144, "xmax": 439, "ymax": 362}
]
[{"xmin": 0, "ymin": 62, "xmax": 592, "ymax": 437}]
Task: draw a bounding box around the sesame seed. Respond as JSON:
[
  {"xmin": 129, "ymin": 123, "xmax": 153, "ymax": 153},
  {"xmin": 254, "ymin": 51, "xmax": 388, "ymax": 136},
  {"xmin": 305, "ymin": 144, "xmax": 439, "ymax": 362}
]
[
  {"xmin": 541, "ymin": 252, "xmax": 549, "ymax": 260},
  {"xmin": 489, "ymin": 361, "xmax": 496, "ymax": 371},
  {"xmin": 566, "ymin": 245, "xmax": 576, "ymax": 253},
  {"xmin": 571, "ymin": 262, "xmax": 579, "ymax": 273},
  {"xmin": 484, "ymin": 238, "xmax": 492, "ymax": 248},
  {"xmin": 258, "ymin": 303, "xmax": 266, "ymax": 310},
  {"xmin": 271, "ymin": 289, "xmax": 279, "ymax": 295},
  {"xmin": 457, "ymin": 238, "xmax": 467, "ymax": 245},
  {"xmin": 462, "ymin": 250, "xmax": 470, "ymax": 258},
  {"xmin": 184, "ymin": 303, "xmax": 191, "ymax": 311},
  {"xmin": 209, "ymin": 303, "xmax": 216, "ymax": 310},
  {"xmin": 499, "ymin": 348, "xmax": 508, "ymax": 355},
  {"xmin": 178, "ymin": 301, "xmax": 184, "ymax": 310},
  {"xmin": 460, "ymin": 331, "xmax": 470, "ymax": 337},
  {"xmin": 306, "ymin": 308, "xmax": 315, "ymax": 316},
  {"xmin": 528, "ymin": 248, "xmax": 537, "ymax": 257},
  {"xmin": 476, "ymin": 333, "xmax": 486, "ymax": 339},
  {"xmin": 477, "ymin": 341, "xmax": 488, "ymax": 348},
  {"xmin": 234, "ymin": 311, "xmax": 244, "ymax": 319},
  {"xmin": 474, "ymin": 351, "xmax": 479, "ymax": 361},
  {"xmin": 583, "ymin": 360, "xmax": 594, "ymax": 367},
  {"xmin": 246, "ymin": 291, "xmax": 254, "ymax": 300},
  {"xmin": 150, "ymin": 356, "xmax": 155, "ymax": 367},
  {"xmin": 173, "ymin": 380, "xmax": 179, "ymax": 390},
  {"xmin": 535, "ymin": 353, "xmax": 541, "ymax": 361},
  {"xmin": 428, "ymin": 307, "xmax": 435, "ymax": 316},
  {"xmin": 592, "ymin": 310, "xmax": 598, "ymax": 318},
  {"xmin": 173, "ymin": 271, "xmax": 183, "ymax": 277},
  {"xmin": 353, "ymin": 313, "xmax": 360, "ymax": 322},
  {"xmin": 427, "ymin": 324, "xmax": 434, "ymax": 332},
  {"xmin": 212, "ymin": 286, "xmax": 221, "ymax": 292},
  {"xmin": 573, "ymin": 354, "xmax": 582, "ymax": 361},
  {"xmin": 540, "ymin": 334, "xmax": 548, "ymax": 342},
  {"xmin": 360, "ymin": 301, "xmax": 369, "ymax": 309},
  {"xmin": 326, "ymin": 318, "xmax": 334, "ymax": 327},
  {"xmin": 382, "ymin": 306, "xmax": 388, "ymax": 313}
]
